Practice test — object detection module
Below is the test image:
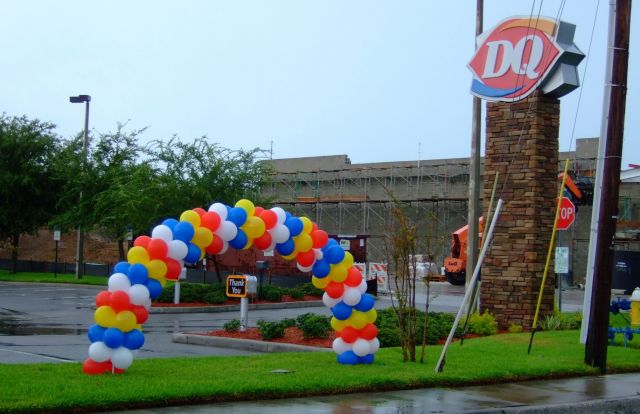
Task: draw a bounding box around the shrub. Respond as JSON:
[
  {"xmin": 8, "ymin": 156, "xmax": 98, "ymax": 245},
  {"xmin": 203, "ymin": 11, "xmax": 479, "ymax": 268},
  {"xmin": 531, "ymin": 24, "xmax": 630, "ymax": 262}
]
[
  {"xmin": 297, "ymin": 283, "xmax": 324, "ymax": 297},
  {"xmin": 257, "ymin": 320, "xmax": 285, "ymax": 340},
  {"xmin": 281, "ymin": 318, "xmax": 297, "ymax": 328},
  {"xmin": 508, "ymin": 323, "xmax": 524, "ymax": 333},
  {"xmin": 295, "ymin": 313, "xmax": 315, "ymax": 327},
  {"xmin": 559, "ymin": 312, "xmax": 582, "ymax": 330},
  {"xmin": 288, "ymin": 287, "xmax": 305, "ymax": 300},
  {"xmin": 259, "ymin": 285, "xmax": 284, "ymax": 302},
  {"xmin": 203, "ymin": 291, "xmax": 227, "ymax": 305},
  {"xmin": 539, "ymin": 314, "xmax": 563, "ymax": 331},
  {"xmin": 155, "ymin": 282, "xmax": 226, "ymax": 303},
  {"xmin": 468, "ymin": 311, "xmax": 498, "ymax": 336},
  {"xmin": 377, "ymin": 326, "xmax": 402, "ymax": 347},
  {"xmin": 223, "ymin": 319, "xmax": 241, "ymax": 332},
  {"xmin": 299, "ymin": 315, "xmax": 331, "ymax": 339}
]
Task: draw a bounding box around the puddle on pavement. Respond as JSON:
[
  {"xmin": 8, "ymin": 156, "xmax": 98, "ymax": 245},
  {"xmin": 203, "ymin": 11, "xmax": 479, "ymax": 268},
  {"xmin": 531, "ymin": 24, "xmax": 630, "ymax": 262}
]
[{"xmin": 0, "ymin": 322, "xmax": 84, "ymax": 336}]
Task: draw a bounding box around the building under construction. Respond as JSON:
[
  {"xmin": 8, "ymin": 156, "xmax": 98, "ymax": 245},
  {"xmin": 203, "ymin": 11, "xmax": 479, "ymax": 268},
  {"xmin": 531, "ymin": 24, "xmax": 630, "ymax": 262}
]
[{"xmin": 263, "ymin": 137, "xmax": 639, "ymax": 283}]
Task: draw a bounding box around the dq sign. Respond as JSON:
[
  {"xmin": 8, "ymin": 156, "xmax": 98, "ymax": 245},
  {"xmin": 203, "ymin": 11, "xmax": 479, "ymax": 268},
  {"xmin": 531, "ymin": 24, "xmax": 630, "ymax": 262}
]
[{"xmin": 469, "ymin": 17, "xmax": 584, "ymax": 102}]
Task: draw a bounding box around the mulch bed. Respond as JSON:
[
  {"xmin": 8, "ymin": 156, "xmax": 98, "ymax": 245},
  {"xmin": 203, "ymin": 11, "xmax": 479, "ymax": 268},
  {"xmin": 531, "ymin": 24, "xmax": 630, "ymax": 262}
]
[
  {"xmin": 204, "ymin": 327, "xmax": 334, "ymax": 348},
  {"xmin": 152, "ymin": 295, "xmax": 321, "ymax": 308}
]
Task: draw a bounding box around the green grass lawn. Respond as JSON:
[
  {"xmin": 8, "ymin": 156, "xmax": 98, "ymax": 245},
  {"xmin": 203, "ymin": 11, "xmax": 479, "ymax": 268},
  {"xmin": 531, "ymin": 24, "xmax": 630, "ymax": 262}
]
[
  {"xmin": 0, "ymin": 270, "xmax": 107, "ymax": 286},
  {"xmin": 2, "ymin": 330, "xmax": 640, "ymax": 413}
]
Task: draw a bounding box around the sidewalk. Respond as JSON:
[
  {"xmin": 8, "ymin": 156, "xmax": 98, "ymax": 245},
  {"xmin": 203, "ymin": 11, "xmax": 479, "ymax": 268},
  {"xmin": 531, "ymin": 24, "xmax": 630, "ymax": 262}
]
[{"xmin": 111, "ymin": 373, "xmax": 640, "ymax": 413}]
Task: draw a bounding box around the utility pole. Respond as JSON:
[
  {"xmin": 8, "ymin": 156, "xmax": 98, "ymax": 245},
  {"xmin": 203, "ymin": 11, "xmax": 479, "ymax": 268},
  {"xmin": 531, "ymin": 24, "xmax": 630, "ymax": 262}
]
[
  {"xmin": 585, "ymin": 0, "xmax": 631, "ymax": 373},
  {"xmin": 466, "ymin": 0, "xmax": 483, "ymax": 287}
]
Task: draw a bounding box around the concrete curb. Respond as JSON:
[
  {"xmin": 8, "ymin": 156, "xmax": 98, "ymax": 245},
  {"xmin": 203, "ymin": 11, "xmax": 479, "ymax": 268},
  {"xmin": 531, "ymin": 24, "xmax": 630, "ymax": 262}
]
[
  {"xmin": 172, "ymin": 333, "xmax": 332, "ymax": 353},
  {"xmin": 473, "ymin": 395, "xmax": 640, "ymax": 414},
  {"xmin": 151, "ymin": 300, "xmax": 324, "ymax": 314}
]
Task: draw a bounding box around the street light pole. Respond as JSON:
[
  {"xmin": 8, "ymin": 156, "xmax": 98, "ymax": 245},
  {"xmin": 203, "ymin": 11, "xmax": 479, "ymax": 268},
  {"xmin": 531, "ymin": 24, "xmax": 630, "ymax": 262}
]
[{"xmin": 70, "ymin": 94, "xmax": 91, "ymax": 279}]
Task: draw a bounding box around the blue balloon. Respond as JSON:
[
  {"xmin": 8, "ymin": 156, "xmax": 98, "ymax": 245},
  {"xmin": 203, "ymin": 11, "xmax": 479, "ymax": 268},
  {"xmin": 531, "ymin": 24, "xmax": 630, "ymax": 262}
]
[
  {"xmin": 103, "ymin": 327, "xmax": 125, "ymax": 349},
  {"xmin": 123, "ymin": 329, "xmax": 145, "ymax": 350},
  {"xmin": 185, "ymin": 243, "xmax": 202, "ymax": 264},
  {"xmin": 284, "ymin": 217, "xmax": 303, "ymax": 237},
  {"xmin": 227, "ymin": 207, "xmax": 248, "ymax": 227},
  {"xmin": 331, "ymin": 302, "xmax": 353, "ymax": 320},
  {"xmin": 285, "ymin": 211, "xmax": 292, "ymax": 219},
  {"xmin": 358, "ymin": 354, "xmax": 375, "ymax": 364},
  {"xmin": 354, "ymin": 293, "xmax": 375, "ymax": 312},
  {"xmin": 325, "ymin": 245, "xmax": 345, "ymax": 264},
  {"xmin": 128, "ymin": 263, "xmax": 149, "ymax": 285},
  {"xmin": 337, "ymin": 350, "xmax": 359, "ymax": 365},
  {"xmin": 229, "ymin": 228, "xmax": 248, "ymax": 250},
  {"xmin": 312, "ymin": 259, "xmax": 330, "ymax": 278},
  {"xmin": 322, "ymin": 238, "xmax": 339, "ymax": 253},
  {"xmin": 173, "ymin": 221, "xmax": 195, "ymax": 243},
  {"xmin": 87, "ymin": 324, "xmax": 106, "ymax": 343},
  {"xmin": 113, "ymin": 261, "xmax": 130, "ymax": 275},
  {"xmin": 162, "ymin": 218, "xmax": 179, "ymax": 231},
  {"xmin": 276, "ymin": 239, "xmax": 295, "ymax": 256},
  {"xmin": 146, "ymin": 279, "xmax": 163, "ymax": 300}
]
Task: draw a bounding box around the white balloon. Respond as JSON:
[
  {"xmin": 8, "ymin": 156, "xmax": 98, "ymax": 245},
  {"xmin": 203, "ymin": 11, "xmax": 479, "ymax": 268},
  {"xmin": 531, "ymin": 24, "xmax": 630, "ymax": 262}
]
[
  {"xmin": 297, "ymin": 263, "xmax": 313, "ymax": 273},
  {"xmin": 219, "ymin": 240, "xmax": 229, "ymax": 254},
  {"xmin": 142, "ymin": 297, "xmax": 152, "ymax": 310},
  {"xmin": 167, "ymin": 240, "xmax": 188, "ymax": 260},
  {"xmin": 111, "ymin": 347, "xmax": 134, "ymax": 369},
  {"xmin": 313, "ymin": 248, "xmax": 324, "ymax": 260},
  {"xmin": 323, "ymin": 292, "xmax": 340, "ymax": 308},
  {"xmin": 352, "ymin": 338, "xmax": 371, "ymax": 357},
  {"xmin": 216, "ymin": 221, "xmax": 238, "ymax": 241},
  {"xmin": 369, "ymin": 338, "xmax": 380, "ymax": 353},
  {"xmin": 128, "ymin": 284, "xmax": 150, "ymax": 306},
  {"xmin": 208, "ymin": 202, "xmax": 228, "ymax": 221},
  {"xmin": 270, "ymin": 225, "xmax": 290, "ymax": 244},
  {"xmin": 358, "ymin": 279, "xmax": 368, "ymax": 294},
  {"xmin": 332, "ymin": 337, "xmax": 352, "ymax": 355},
  {"xmin": 271, "ymin": 207, "xmax": 286, "ymax": 225},
  {"xmin": 108, "ymin": 273, "xmax": 131, "ymax": 293},
  {"xmin": 343, "ymin": 287, "xmax": 362, "ymax": 306},
  {"xmin": 88, "ymin": 341, "xmax": 112, "ymax": 363},
  {"xmin": 151, "ymin": 224, "xmax": 173, "ymax": 242}
]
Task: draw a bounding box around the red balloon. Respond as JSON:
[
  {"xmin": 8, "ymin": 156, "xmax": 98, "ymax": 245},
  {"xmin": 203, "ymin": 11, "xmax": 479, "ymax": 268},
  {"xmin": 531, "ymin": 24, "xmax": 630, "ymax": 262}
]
[
  {"xmin": 259, "ymin": 210, "xmax": 278, "ymax": 230},
  {"xmin": 131, "ymin": 304, "xmax": 149, "ymax": 324},
  {"xmin": 310, "ymin": 230, "xmax": 329, "ymax": 248},
  {"xmin": 165, "ymin": 258, "xmax": 182, "ymax": 280},
  {"xmin": 82, "ymin": 358, "xmax": 112, "ymax": 375},
  {"xmin": 110, "ymin": 290, "xmax": 131, "ymax": 313},
  {"xmin": 360, "ymin": 323, "xmax": 378, "ymax": 340},
  {"xmin": 193, "ymin": 207, "xmax": 206, "ymax": 217},
  {"xmin": 147, "ymin": 238, "xmax": 168, "ymax": 260},
  {"xmin": 340, "ymin": 326, "xmax": 360, "ymax": 343},
  {"xmin": 296, "ymin": 250, "xmax": 315, "ymax": 267},
  {"xmin": 325, "ymin": 281, "xmax": 344, "ymax": 299},
  {"xmin": 344, "ymin": 267, "xmax": 363, "ymax": 287},
  {"xmin": 253, "ymin": 232, "xmax": 272, "ymax": 250},
  {"xmin": 254, "ymin": 206, "xmax": 265, "ymax": 216},
  {"xmin": 133, "ymin": 235, "xmax": 151, "ymax": 249},
  {"xmin": 312, "ymin": 222, "xmax": 318, "ymax": 232},
  {"xmin": 96, "ymin": 291, "xmax": 112, "ymax": 307},
  {"xmin": 205, "ymin": 234, "xmax": 224, "ymax": 255},
  {"xmin": 201, "ymin": 212, "xmax": 221, "ymax": 232}
]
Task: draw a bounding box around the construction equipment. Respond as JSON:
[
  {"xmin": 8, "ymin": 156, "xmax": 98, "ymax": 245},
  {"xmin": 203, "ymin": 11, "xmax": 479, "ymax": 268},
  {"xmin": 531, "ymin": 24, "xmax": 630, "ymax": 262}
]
[{"xmin": 443, "ymin": 218, "xmax": 484, "ymax": 286}]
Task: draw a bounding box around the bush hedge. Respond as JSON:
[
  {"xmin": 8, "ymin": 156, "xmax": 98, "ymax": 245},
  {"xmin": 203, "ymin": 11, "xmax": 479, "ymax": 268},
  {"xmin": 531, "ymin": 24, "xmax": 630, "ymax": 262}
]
[{"xmin": 155, "ymin": 282, "xmax": 322, "ymax": 304}]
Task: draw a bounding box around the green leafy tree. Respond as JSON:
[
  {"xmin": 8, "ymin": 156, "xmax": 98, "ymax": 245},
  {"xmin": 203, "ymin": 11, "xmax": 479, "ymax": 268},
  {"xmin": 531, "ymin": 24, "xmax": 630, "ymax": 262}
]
[{"xmin": 0, "ymin": 114, "xmax": 59, "ymax": 272}]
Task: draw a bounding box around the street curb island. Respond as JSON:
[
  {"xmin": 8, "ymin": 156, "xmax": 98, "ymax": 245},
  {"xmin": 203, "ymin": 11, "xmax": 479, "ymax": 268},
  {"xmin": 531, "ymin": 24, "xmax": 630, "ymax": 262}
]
[
  {"xmin": 475, "ymin": 395, "xmax": 640, "ymax": 414},
  {"xmin": 172, "ymin": 333, "xmax": 332, "ymax": 353},
  {"xmin": 150, "ymin": 300, "xmax": 324, "ymax": 313}
]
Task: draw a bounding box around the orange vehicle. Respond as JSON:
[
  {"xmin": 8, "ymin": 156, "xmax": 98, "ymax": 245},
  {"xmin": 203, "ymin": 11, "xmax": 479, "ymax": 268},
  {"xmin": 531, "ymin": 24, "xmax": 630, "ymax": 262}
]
[{"xmin": 443, "ymin": 218, "xmax": 484, "ymax": 286}]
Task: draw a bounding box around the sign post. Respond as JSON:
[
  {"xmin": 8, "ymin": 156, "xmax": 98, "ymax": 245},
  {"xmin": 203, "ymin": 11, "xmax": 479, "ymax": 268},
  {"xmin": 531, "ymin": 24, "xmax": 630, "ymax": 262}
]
[
  {"xmin": 53, "ymin": 228, "xmax": 61, "ymax": 278},
  {"xmin": 226, "ymin": 275, "xmax": 257, "ymax": 332}
]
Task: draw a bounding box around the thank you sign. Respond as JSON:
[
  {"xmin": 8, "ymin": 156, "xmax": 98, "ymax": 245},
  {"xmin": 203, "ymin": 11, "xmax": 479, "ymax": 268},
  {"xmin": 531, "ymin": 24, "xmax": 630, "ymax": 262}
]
[{"xmin": 226, "ymin": 275, "xmax": 248, "ymax": 298}]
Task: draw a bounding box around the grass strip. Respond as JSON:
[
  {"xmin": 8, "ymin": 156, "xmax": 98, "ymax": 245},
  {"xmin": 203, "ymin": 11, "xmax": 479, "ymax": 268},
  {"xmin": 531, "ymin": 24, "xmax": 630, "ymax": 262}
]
[
  {"xmin": 2, "ymin": 330, "xmax": 640, "ymax": 413},
  {"xmin": 0, "ymin": 271, "xmax": 107, "ymax": 286}
]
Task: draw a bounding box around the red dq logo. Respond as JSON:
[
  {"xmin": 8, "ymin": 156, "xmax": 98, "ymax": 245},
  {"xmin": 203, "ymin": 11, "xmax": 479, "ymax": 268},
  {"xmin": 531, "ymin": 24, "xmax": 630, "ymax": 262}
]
[{"xmin": 468, "ymin": 17, "xmax": 563, "ymax": 102}]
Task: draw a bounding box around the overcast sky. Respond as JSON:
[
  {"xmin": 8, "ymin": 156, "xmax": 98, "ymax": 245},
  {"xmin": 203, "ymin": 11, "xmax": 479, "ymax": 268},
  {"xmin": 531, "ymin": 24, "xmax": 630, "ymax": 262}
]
[{"xmin": 1, "ymin": 1, "xmax": 637, "ymax": 167}]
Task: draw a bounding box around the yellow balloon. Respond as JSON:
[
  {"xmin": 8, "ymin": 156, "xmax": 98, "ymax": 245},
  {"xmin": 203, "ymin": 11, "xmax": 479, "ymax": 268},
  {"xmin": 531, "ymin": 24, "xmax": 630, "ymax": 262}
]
[
  {"xmin": 347, "ymin": 311, "xmax": 369, "ymax": 329},
  {"xmin": 180, "ymin": 210, "xmax": 201, "ymax": 228},
  {"xmin": 115, "ymin": 310, "xmax": 137, "ymax": 332},
  {"xmin": 242, "ymin": 239, "xmax": 253, "ymax": 250},
  {"xmin": 135, "ymin": 324, "xmax": 143, "ymax": 331},
  {"xmin": 159, "ymin": 276, "xmax": 167, "ymax": 287},
  {"xmin": 281, "ymin": 251, "xmax": 297, "ymax": 261},
  {"xmin": 293, "ymin": 233, "xmax": 313, "ymax": 252},
  {"xmin": 366, "ymin": 308, "xmax": 378, "ymax": 324},
  {"xmin": 94, "ymin": 305, "xmax": 116, "ymax": 328},
  {"xmin": 329, "ymin": 264, "xmax": 348, "ymax": 283},
  {"xmin": 147, "ymin": 259, "xmax": 168, "ymax": 280},
  {"xmin": 312, "ymin": 275, "xmax": 330, "ymax": 289},
  {"xmin": 341, "ymin": 252, "xmax": 354, "ymax": 268},
  {"xmin": 235, "ymin": 199, "xmax": 255, "ymax": 217},
  {"xmin": 300, "ymin": 216, "xmax": 313, "ymax": 234},
  {"xmin": 242, "ymin": 216, "xmax": 265, "ymax": 239},
  {"xmin": 192, "ymin": 227, "xmax": 213, "ymax": 248},
  {"xmin": 127, "ymin": 246, "xmax": 149, "ymax": 265},
  {"xmin": 331, "ymin": 317, "xmax": 346, "ymax": 331}
]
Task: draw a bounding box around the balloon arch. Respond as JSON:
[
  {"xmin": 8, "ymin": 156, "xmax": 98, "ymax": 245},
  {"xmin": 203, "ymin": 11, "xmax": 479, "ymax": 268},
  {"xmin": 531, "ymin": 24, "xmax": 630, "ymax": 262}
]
[{"xmin": 83, "ymin": 199, "xmax": 379, "ymax": 374}]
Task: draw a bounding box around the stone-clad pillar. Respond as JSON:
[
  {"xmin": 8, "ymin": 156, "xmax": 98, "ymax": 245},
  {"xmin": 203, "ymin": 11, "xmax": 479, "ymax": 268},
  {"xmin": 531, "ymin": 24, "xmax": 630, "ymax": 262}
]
[{"xmin": 480, "ymin": 91, "xmax": 559, "ymax": 330}]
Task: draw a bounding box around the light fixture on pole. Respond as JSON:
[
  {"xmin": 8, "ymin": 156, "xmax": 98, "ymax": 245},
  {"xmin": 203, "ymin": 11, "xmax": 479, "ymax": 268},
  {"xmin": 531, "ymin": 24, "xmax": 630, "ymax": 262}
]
[{"xmin": 69, "ymin": 94, "xmax": 91, "ymax": 279}]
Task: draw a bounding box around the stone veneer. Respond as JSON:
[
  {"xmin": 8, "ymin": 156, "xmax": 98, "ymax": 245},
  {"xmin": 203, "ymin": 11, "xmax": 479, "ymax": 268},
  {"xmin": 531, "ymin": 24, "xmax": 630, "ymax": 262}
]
[{"xmin": 480, "ymin": 91, "xmax": 559, "ymax": 330}]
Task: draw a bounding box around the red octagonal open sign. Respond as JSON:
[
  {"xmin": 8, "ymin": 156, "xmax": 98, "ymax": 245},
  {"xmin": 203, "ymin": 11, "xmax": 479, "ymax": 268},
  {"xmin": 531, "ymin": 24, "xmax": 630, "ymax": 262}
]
[{"xmin": 468, "ymin": 17, "xmax": 563, "ymax": 102}]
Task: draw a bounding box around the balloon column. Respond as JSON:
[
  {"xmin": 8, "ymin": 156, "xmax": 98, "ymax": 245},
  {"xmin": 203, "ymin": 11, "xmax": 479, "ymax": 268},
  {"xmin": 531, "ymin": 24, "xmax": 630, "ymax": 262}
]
[{"xmin": 83, "ymin": 199, "xmax": 378, "ymax": 374}]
